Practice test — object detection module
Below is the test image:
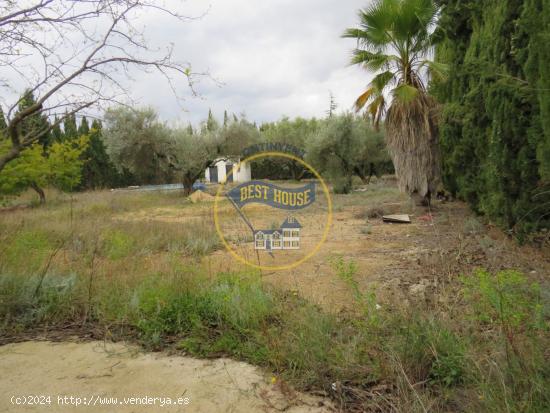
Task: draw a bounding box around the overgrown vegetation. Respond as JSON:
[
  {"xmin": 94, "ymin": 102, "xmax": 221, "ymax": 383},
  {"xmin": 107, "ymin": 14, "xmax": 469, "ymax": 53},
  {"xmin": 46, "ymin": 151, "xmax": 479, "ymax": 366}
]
[
  {"xmin": 0, "ymin": 190, "xmax": 547, "ymax": 412},
  {"xmin": 0, "ymin": 1, "xmax": 548, "ymax": 411},
  {"xmin": 1, "ymin": 259, "xmax": 547, "ymax": 412}
]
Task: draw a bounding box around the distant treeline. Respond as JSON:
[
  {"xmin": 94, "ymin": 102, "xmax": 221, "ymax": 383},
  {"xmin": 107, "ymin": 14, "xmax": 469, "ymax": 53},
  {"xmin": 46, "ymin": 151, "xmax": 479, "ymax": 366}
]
[
  {"xmin": 0, "ymin": 98, "xmax": 393, "ymax": 200},
  {"xmin": 99, "ymin": 107, "xmax": 393, "ymax": 195}
]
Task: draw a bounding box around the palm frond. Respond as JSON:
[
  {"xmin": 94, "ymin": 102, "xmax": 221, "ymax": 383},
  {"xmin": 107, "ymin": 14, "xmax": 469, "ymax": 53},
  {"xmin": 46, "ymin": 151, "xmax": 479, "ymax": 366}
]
[
  {"xmin": 370, "ymin": 71, "xmax": 395, "ymax": 92},
  {"xmin": 354, "ymin": 88, "xmax": 376, "ymax": 112},
  {"xmin": 369, "ymin": 95, "xmax": 386, "ymax": 130},
  {"xmin": 350, "ymin": 50, "xmax": 394, "ymax": 72},
  {"xmin": 419, "ymin": 60, "xmax": 448, "ymax": 81},
  {"xmin": 392, "ymin": 84, "xmax": 419, "ymax": 103},
  {"xmin": 359, "ymin": 0, "xmax": 398, "ymax": 46},
  {"xmin": 341, "ymin": 28, "xmax": 368, "ymax": 39},
  {"xmin": 393, "ymin": 0, "xmax": 437, "ymax": 43}
]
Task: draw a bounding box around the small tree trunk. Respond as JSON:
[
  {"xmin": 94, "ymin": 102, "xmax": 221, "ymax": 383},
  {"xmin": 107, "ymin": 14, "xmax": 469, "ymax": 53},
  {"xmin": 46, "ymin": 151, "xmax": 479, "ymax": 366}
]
[
  {"xmin": 423, "ymin": 191, "xmax": 432, "ymax": 207},
  {"xmin": 0, "ymin": 146, "xmax": 21, "ymax": 173},
  {"xmin": 354, "ymin": 166, "xmax": 371, "ymax": 185},
  {"xmin": 30, "ymin": 182, "xmax": 46, "ymax": 204},
  {"xmin": 182, "ymin": 175, "xmax": 195, "ymax": 197}
]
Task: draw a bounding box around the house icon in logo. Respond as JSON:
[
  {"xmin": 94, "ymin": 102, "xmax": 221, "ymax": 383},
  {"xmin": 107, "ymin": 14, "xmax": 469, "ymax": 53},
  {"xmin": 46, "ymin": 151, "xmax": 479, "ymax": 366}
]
[{"xmin": 254, "ymin": 216, "xmax": 302, "ymax": 251}]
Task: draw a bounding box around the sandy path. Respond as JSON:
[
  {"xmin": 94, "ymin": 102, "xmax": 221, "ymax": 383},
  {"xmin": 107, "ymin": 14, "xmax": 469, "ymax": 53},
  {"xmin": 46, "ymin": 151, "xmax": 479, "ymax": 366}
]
[{"xmin": 0, "ymin": 341, "xmax": 333, "ymax": 413}]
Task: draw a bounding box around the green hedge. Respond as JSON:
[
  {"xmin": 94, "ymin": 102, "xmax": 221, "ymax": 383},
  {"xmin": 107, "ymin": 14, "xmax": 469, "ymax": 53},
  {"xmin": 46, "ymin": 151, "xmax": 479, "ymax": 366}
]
[{"xmin": 434, "ymin": 0, "xmax": 550, "ymax": 238}]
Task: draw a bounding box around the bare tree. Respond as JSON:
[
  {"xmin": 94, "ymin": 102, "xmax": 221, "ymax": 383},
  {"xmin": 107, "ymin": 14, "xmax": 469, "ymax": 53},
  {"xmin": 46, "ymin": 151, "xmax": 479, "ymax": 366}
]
[{"xmin": 0, "ymin": 0, "xmax": 206, "ymax": 172}]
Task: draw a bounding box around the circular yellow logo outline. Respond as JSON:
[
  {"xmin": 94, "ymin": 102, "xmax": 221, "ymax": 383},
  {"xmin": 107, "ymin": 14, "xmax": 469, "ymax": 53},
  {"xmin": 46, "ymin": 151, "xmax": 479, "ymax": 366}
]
[{"xmin": 213, "ymin": 151, "xmax": 332, "ymax": 271}]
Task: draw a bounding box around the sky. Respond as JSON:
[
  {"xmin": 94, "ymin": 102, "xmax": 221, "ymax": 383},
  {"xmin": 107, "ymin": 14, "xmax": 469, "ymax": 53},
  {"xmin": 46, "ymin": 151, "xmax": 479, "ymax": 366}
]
[
  {"xmin": 2, "ymin": 0, "xmax": 373, "ymax": 127},
  {"xmin": 130, "ymin": 0, "xmax": 372, "ymax": 126}
]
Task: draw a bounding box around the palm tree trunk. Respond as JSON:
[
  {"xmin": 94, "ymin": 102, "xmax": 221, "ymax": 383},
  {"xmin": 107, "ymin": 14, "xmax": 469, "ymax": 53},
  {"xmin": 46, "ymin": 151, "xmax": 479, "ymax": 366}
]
[{"xmin": 385, "ymin": 95, "xmax": 441, "ymax": 200}]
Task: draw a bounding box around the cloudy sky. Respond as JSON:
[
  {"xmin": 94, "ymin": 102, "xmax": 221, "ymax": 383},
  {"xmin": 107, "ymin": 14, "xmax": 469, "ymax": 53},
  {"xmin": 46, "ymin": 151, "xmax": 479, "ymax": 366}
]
[{"xmin": 130, "ymin": 0, "xmax": 372, "ymax": 126}]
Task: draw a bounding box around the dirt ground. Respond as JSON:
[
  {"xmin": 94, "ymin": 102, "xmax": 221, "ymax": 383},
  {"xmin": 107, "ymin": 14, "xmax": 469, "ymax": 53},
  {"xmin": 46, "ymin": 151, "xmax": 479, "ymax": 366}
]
[
  {"xmin": 204, "ymin": 195, "xmax": 550, "ymax": 312},
  {"xmin": 117, "ymin": 193, "xmax": 550, "ymax": 312},
  {"xmin": 0, "ymin": 340, "xmax": 333, "ymax": 413}
]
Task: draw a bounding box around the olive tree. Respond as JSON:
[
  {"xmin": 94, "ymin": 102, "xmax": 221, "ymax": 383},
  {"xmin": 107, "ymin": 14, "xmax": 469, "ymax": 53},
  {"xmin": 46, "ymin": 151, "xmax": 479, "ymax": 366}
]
[
  {"xmin": 258, "ymin": 117, "xmax": 319, "ymax": 180},
  {"xmin": 168, "ymin": 128, "xmax": 221, "ymax": 196},
  {"xmin": 103, "ymin": 107, "xmax": 258, "ymax": 195},
  {"xmin": 102, "ymin": 107, "xmax": 174, "ymax": 185},
  {"xmin": 307, "ymin": 114, "xmax": 390, "ymax": 193},
  {"xmin": 169, "ymin": 115, "xmax": 259, "ymax": 195}
]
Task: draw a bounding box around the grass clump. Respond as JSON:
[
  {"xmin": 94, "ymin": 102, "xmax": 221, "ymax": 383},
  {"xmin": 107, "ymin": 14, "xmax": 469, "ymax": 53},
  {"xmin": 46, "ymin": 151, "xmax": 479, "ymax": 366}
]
[
  {"xmin": 103, "ymin": 230, "xmax": 136, "ymax": 259},
  {"xmin": 132, "ymin": 273, "xmax": 274, "ymax": 355},
  {"xmin": 99, "ymin": 221, "xmax": 220, "ymax": 259},
  {"xmin": 2, "ymin": 230, "xmax": 53, "ymax": 274},
  {"xmin": 461, "ymin": 269, "xmax": 549, "ymax": 412},
  {"xmin": 387, "ymin": 316, "xmax": 467, "ymax": 388},
  {"xmin": 0, "ymin": 273, "xmax": 79, "ymax": 329}
]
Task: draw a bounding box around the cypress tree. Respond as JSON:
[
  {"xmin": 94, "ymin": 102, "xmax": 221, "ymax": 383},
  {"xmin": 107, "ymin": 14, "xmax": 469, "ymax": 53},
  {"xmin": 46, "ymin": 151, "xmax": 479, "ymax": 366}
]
[
  {"xmin": 79, "ymin": 119, "xmax": 122, "ymax": 189},
  {"xmin": 0, "ymin": 106, "xmax": 7, "ymax": 132},
  {"xmin": 51, "ymin": 116, "xmax": 63, "ymax": 142},
  {"xmin": 326, "ymin": 92, "xmax": 337, "ymax": 118},
  {"xmin": 78, "ymin": 116, "xmax": 90, "ymax": 136},
  {"xmin": 206, "ymin": 109, "xmax": 217, "ymax": 132},
  {"xmin": 434, "ymin": 0, "xmax": 550, "ymax": 237},
  {"xmin": 63, "ymin": 113, "xmax": 78, "ymax": 140},
  {"xmin": 17, "ymin": 90, "xmax": 52, "ymax": 150},
  {"xmin": 223, "ymin": 110, "xmax": 229, "ymax": 127}
]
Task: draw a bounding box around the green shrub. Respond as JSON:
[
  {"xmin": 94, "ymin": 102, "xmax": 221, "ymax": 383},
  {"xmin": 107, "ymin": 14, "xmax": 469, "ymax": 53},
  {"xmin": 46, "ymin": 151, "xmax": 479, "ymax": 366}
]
[
  {"xmin": 462, "ymin": 269, "xmax": 546, "ymax": 333},
  {"xmin": 0, "ymin": 272, "xmax": 79, "ymax": 328},
  {"xmin": 388, "ymin": 316, "xmax": 467, "ymax": 387},
  {"xmin": 434, "ymin": 0, "xmax": 550, "ymax": 237},
  {"xmin": 102, "ymin": 230, "xmax": 136, "ymax": 259},
  {"xmin": 2, "ymin": 230, "xmax": 52, "ymax": 273}
]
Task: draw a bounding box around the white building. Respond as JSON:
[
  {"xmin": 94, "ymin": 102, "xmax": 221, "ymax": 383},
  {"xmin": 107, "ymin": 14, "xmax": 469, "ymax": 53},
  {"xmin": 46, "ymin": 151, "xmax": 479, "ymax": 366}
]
[
  {"xmin": 205, "ymin": 158, "xmax": 251, "ymax": 184},
  {"xmin": 254, "ymin": 216, "xmax": 302, "ymax": 250}
]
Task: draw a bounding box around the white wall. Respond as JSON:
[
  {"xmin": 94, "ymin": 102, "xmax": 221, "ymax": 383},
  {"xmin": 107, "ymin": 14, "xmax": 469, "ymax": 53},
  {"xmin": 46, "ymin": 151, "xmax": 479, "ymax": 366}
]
[
  {"xmin": 205, "ymin": 159, "xmax": 251, "ymax": 183},
  {"xmin": 217, "ymin": 162, "xmax": 227, "ymax": 183},
  {"xmin": 234, "ymin": 161, "xmax": 251, "ymax": 182}
]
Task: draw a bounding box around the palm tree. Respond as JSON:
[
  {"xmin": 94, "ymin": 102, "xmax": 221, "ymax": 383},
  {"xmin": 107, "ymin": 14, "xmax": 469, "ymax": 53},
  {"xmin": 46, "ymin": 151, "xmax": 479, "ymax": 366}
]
[{"xmin": 343, "ymin": 0, "xmax": 445, "ymax": 205}]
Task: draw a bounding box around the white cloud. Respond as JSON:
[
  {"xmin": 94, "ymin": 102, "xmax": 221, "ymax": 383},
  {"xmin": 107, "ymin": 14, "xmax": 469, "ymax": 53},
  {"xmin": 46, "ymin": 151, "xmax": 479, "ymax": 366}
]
[
  {"xmin": 2, "ymin": 0, "xmax": 374, "ymax": 126},
  {"xmin": 130, "ymin": 0, "xmax": 373, "ymax": 125}
]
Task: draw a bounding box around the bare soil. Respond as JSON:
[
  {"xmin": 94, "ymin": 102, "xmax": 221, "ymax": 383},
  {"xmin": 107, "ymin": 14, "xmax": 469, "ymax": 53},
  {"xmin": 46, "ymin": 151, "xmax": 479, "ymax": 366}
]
[
  {"xmin": 196, "ymin": 201, "xmax": 550, "ymax": 312},
  {"xmin": 0, "ymin": 340, "xmax": 333, "ymax": 413}
]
